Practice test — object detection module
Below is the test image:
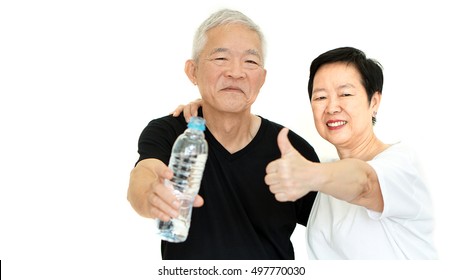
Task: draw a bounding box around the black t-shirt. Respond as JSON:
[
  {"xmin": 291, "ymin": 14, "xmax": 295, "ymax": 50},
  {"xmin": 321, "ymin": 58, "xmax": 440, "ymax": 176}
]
[{"xmin": 137, "ymin": 112, "xmax": 319, "ymax": 259}]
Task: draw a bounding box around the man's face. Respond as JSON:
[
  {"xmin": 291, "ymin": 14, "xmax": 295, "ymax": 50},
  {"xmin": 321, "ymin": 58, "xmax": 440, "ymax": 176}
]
[{"xmin": 189, "ymin": 24, "xmax": 266, "ymax": 114}]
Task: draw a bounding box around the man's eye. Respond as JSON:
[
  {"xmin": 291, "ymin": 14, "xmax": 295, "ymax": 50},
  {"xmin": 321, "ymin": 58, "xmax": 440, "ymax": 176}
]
[
  {"xmin": 210, "ymin": 57, "xmax": 228, "ymax": 66},
  {"xmin": 245, "ymin": 60, "xmax": 258, "ymax": 65},
  {"xmin": 212, "ymin": 57, "xmax": 229, "ymax": 63},
  {"xmin": 244, "ymin": 60, "xmax": 261, "ymax": 69}
]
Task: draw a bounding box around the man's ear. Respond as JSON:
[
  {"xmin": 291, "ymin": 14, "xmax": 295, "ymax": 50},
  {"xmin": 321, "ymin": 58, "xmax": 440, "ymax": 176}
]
[{"xmin": 184, "ymin": 59, "xmax": 197, "ymax": 85}]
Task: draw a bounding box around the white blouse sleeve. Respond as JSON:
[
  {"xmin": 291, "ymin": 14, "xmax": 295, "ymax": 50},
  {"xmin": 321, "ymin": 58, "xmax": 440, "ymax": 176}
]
[{"xmin": 367, "ymin": 143, "xmax": 432, "ymax": 221}]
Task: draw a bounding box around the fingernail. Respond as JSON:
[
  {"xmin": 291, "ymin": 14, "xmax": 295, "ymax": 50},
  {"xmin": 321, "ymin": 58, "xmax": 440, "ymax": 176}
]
[{"xmin": 169, "ymin": 210, "xmax": 179, "ymax": 218}]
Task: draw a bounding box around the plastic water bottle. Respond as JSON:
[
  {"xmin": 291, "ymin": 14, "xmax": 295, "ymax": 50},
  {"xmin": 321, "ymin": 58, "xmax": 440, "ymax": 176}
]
[{"xmin": 156, "ymin": 116, "xmax": 208, "ymax": 242}]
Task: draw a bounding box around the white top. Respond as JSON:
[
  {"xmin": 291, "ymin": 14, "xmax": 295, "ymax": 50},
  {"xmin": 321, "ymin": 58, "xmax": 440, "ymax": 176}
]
[{"xmin": 306, "ymin": 142, "xmax": 437, "ymax": 259}]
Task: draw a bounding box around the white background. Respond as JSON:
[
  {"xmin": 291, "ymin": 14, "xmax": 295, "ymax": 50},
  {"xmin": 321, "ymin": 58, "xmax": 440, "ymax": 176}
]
[{"xmin": 1, "ymin": 0, "xmax": 461, "ymax": 279}]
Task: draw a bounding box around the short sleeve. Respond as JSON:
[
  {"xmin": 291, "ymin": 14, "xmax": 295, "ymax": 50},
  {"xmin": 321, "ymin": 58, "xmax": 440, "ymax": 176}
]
[{"xmin": 367, "ymin": 143, "xmax": 429, "ymax": 221}]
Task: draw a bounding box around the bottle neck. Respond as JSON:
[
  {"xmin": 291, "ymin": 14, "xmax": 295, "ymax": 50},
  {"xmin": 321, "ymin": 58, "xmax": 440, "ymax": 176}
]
[{"xmin": 185, "ymin": 128, "xmax": 204, "ymax": 136}]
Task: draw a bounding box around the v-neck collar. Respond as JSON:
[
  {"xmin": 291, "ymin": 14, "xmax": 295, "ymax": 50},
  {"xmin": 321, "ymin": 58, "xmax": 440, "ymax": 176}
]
[{"xmin": 199, "ymin": 108, "xmax": 266, "ymax": 161}]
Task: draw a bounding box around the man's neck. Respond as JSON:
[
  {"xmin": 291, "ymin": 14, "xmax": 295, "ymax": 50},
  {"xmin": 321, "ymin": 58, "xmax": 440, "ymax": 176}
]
[{"xmin": 202, "ymin": 108, "xmax": 261, "ymax": 154}]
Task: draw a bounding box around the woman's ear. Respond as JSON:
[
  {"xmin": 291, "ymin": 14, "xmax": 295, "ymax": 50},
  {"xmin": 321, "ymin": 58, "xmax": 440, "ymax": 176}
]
[{"xmin": 371, "ymin": 91, "xmax": 382, "ymax": 112}]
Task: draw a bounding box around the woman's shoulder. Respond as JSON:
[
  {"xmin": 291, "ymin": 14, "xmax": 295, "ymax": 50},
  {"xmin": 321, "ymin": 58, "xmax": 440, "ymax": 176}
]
[
  {"xmin": 377, "ymin": 141, "xmax": 415, "ymax": 158},
  {"xmin": 372, "ymin": 141, "xmax": 424, "ymax": 173}
]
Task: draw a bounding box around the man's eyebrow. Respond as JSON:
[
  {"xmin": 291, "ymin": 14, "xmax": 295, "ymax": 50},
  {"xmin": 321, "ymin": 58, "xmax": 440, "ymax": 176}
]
[
  {"xmin": 208, "ymin": 48, "xmax": 261, "ymax": 58},
  {"xmin": 245, "ymin": 49, "xmax": 261, "ymax": 58},
  {"xmin": 209, "ymin": 48, "xmax": 229, "ymax": 55}
]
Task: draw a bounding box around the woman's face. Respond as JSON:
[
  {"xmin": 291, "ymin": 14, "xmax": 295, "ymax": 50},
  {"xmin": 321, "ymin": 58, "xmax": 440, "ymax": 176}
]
[{"xmin": 310, "ymin": 62, "xmax": 380, "ymax": 149}]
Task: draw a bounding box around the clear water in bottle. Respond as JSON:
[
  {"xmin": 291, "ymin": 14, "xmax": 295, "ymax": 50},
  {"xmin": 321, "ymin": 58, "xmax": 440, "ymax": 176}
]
[{"xmin": 156, "ymin": 116, "xmax": 208, "ymax": 242}]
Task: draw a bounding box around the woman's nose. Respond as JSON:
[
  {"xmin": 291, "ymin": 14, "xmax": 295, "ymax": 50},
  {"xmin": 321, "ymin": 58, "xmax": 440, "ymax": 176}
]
[{"xmin": 326, "ymin": 99, "xmax": 341, "ymax": 114}]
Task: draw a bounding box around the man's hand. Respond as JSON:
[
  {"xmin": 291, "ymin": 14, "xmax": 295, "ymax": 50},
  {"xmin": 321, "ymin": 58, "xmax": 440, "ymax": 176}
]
[{"xmin": 128, "ymin": 159, "xmax": 204, "ymax": 221}]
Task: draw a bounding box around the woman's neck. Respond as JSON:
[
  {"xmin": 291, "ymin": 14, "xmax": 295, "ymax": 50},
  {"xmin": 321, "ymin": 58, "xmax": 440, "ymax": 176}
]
[{"xmin": 336, "ymin": 134, "xmax": 389, "ymax": 161}]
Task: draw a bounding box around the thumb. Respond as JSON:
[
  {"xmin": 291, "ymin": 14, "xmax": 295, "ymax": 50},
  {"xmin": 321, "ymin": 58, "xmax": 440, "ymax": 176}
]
[
  {"xmin": 277, "ymin": 127, "xmax": 295, "ymax": 157},
  {"xmin": 154, "ymin": 161, "xmax": 173, "ymax": 181}
]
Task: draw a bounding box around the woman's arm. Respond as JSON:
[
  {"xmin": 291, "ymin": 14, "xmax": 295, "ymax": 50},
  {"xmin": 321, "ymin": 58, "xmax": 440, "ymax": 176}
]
[{"xmin": 265, "ymin": 128, "xmax": 384, "ymax": 212}]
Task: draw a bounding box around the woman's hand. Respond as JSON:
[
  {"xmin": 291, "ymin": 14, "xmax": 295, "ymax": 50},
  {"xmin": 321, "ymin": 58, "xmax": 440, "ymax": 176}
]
[{"xmin": 171, "ymin": 98, "xmax": 203, "ymax": 122}]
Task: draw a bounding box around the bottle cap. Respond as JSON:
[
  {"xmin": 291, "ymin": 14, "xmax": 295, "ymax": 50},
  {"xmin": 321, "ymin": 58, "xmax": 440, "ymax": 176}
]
[{"xmin": 187, "ymin": 116, "xmax": 206, "ymax": 131}]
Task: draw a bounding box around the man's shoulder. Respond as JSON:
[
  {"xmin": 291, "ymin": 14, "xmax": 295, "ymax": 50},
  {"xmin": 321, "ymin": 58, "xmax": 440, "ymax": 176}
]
[
  {"xmin": 259, "ymin": 116, "xmax": 305, "ymax": 139},
  {"xmin": 258, "ymin": 116, "xmax": 285, "ymax": 134},
  {"xmin": 146, "ymin": 113, "xmax": 186, "ymax": 127},
  {"xmin": 259, "ymin": 116, "xmax": 319, "ymax": 162},
  {"xmin": 149, "ymin": 114, "xmax": 186, "ymax": 124}
]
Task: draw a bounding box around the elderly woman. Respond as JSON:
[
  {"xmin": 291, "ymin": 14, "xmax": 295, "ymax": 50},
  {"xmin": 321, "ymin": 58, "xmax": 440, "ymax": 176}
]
[{"xmin": 264, "ymin": 47, "xmax": 437, "ymax": 259}]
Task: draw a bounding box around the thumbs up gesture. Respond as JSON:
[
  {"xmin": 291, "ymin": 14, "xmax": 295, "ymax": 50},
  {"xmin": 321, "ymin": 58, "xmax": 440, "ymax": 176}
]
[{"xmin": 265, "ymin": 128, "xmax": 317, "ymax": 202}]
